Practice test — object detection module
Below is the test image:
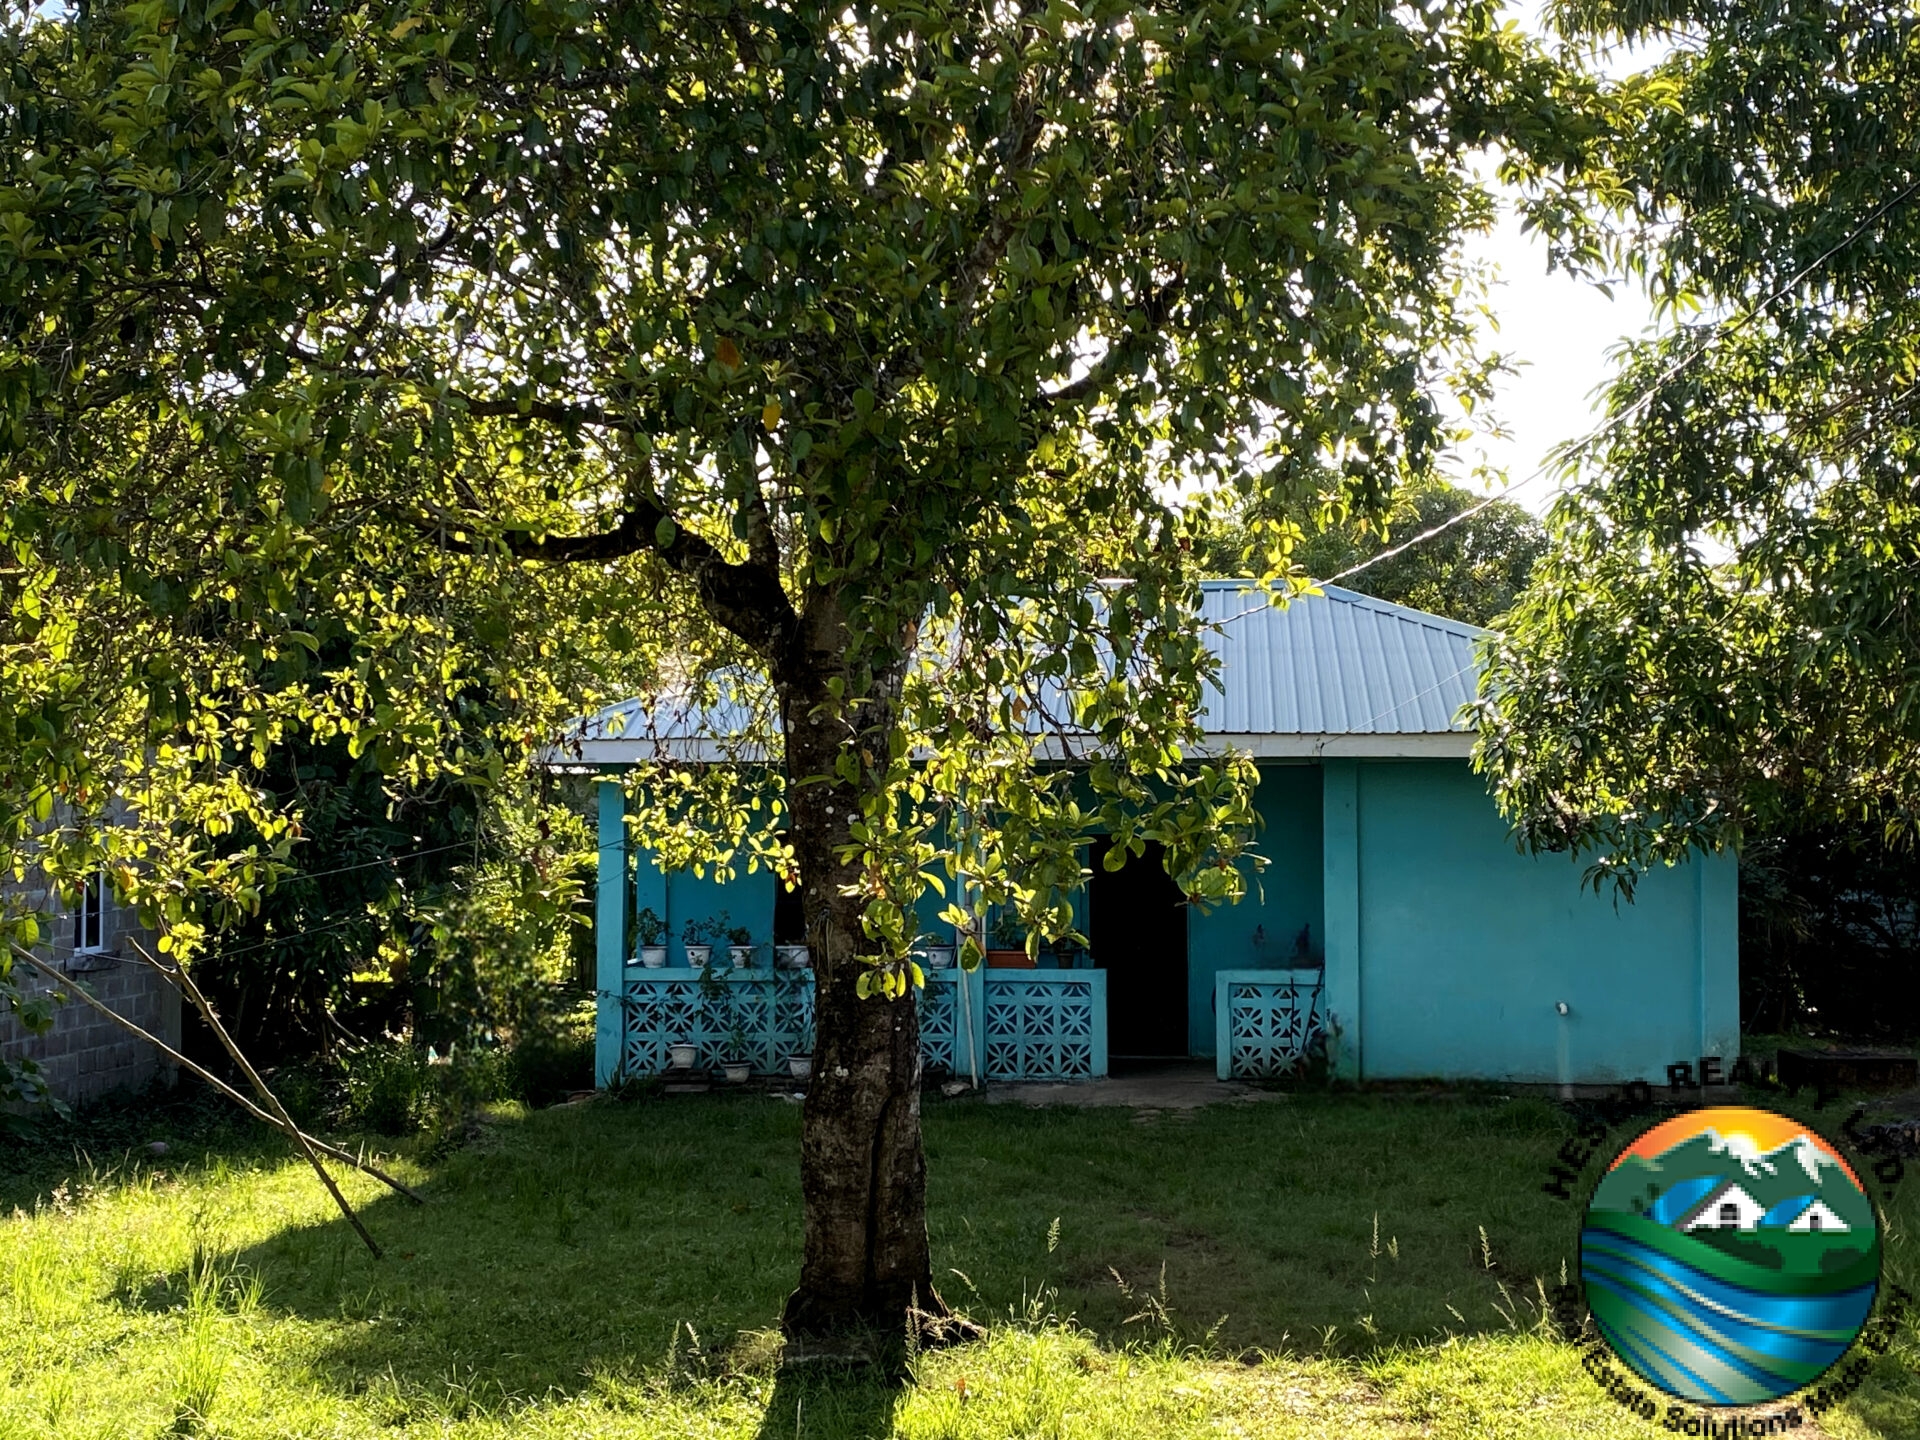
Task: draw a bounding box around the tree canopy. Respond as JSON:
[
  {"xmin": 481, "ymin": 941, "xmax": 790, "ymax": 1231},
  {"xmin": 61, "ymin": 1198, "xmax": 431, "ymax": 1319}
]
[
  {"xmin": 1476, "ymin": 0, "xmax": 1920, "ymax": 889},
  {"xmin": 1, "ymin": 0, "xmax": 1563, "ymax": 1336},
  {"xmin": 1203, "ymin": 475, "xmax": 1547, "ymax": 626}
]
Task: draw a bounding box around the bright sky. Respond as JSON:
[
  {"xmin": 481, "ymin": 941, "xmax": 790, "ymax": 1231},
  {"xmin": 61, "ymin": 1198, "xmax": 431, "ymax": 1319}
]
[
  {"xmin": 1445, "ymin": 3, "xmax": 1669, "ymax": 515},
  {"xmin": 1446, "ymin": 203, "xmax": 1657, "ymax": 512}
]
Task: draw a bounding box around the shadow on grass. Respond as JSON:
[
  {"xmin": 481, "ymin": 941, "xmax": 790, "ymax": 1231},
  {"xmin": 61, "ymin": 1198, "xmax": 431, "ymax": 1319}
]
[
  {"xmin": 752, "ymin": 1367, "xmax": 902, "ymax": 1440},
  {"xmin": 84, "ymin": 1086, "xmax": 1574, "ymax": 1412},
  {"xmin": 0, "ymin": 1079, "xmax": 282, "ymax": 1214},
  {"xmin": 66, "ymin": 1080, "xmax": 1920, "ymax": 1433}
]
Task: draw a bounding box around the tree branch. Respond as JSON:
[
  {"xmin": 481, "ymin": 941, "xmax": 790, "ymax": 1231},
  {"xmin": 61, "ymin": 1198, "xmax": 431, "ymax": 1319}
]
[
  {"xmin": 408, "ymin": 463, "xmax": 803, "ymax": 666},
  {"xmin": 949, "ymin": 76, "xmax": 1049, "ymax": 323},
  {"xmin": 741, "ymin": 480, "xmax": 781, "ymax": 574},
  {"xmin": 448, "ymin": 393, "xmax": 635, "ymax": 431},
  {"xmin": 9, "ymin": 943, "xmax": 423, "ymax": 1208},
  {"xmin": 1038, "ymin": 275, "xmax": 1185, "ymax": 411}
]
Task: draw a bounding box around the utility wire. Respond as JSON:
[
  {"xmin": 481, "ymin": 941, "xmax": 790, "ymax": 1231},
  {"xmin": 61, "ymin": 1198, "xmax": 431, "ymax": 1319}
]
[
  {"xmin": 1217, "ymin": 172, "xmax": 1920, "ymax": 626},
  {"xmin": 272, "ymin": 840, "xmax": 474, "ymax": 887},
  {"xmin": 185, "ymin": 838, "xmax": 619, "ymax": 962}
]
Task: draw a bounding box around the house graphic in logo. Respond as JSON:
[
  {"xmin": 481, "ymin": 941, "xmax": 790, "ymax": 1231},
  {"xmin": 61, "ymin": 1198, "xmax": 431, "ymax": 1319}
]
[
  {"xmin": 1581, "ymin": 1106, "xmax": 1881, "ymax": 1407},
  {"xmin": 1672, "ymin": 1179, "xmax": 1851, "ymax": 1235},
  {"xmin": 1678, "ymin": 1179, "xmax": 1766, "ymax": 1232}
]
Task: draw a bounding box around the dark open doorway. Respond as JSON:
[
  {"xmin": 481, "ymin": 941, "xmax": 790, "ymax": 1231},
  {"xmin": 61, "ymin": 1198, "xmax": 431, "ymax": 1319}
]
[
  {"xmin": 773, "ymin": 834, "xmax": 806, "ymax": 945},
  {"xmin": 773, "ymin": 877, "xmax": 806, "ymax": 946},
  {"xmin": 1088, "ymin": 838, "xmax": 1189, "ymax": 1059}
]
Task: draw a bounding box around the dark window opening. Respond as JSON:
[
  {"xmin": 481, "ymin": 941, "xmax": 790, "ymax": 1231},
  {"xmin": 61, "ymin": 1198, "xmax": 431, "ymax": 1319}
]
[{"xmin": 74, "ymin": 872, "xmax": 106, "ymax": 953}]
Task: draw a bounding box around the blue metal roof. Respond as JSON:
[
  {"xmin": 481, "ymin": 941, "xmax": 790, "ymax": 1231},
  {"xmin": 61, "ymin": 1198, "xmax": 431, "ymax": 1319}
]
[
  {"xmin": 1198, "ymin": 582, "xmax": 1485, "ymax": 742},
  {"xmin": 551, "ymin": 584, "xmax": 1486, "ymax": 765}
]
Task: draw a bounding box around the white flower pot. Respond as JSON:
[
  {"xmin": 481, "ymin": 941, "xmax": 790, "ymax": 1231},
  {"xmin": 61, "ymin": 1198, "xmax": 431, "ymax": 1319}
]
[
  {"xmin": 728, "ymin": 944, "xmax": 756, "ymax": 969},
  {"xmin": 637, "ymin": 946, "xmax": 668, "ymax": 968},
  {"xmin": 722, "ymin": 1062, "xmax": 751, "ymax": 1084},
  {"xmin": 667, "ymin": 1042, "xmax": 698, "ymax": 1069},
  {"xmin": 775, "ymin": 944, "xmax": 810, "ymax": 970},
  {"xmin": 684, "ymin": 945, "xmax": 713, "ymax": 969},
  {"xmin": 788, "ymin": 1055, "xmax": 812, "ymax": 1080},
  {"xmin": 921, "ymin": 945, "xmax": 956, "ymax": 970}
]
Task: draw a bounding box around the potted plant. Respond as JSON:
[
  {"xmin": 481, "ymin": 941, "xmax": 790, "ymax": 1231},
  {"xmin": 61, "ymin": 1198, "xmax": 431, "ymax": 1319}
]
[
  {"xmin": 720, "ymin": 1026, "xmax": 752, "ymax": 1083},
  {"xmin": 787, "ymin": 1052, "xmax": 812, "ymax": 1080},
  {"xmin": 726, "ymin": 921, "xmax": 757, "ymax": 969},
  {"xmin": 667, "ymin": 1041, "xmax": 699, "ymax": 1069},
  {"xmin": 1043, "ymin": 932, "xmax": 1087, "ymax": 969},
  {"xmin": 985, "ymin": 909, "xmax": 1034, "ymax": 968},
  {"xmin": 633, "ymin": 907, "xmax": 669, "ymax": 968},
  {"xmin": 916, "ymin": 932, "xmax": 956, "ymax": 969},
  {"xmin": 774, "ymin": 940, "xmax": 811, "ymax": 970},
  {"xmin": 682, "ymin": 914, "xmax": 723, "ymax": 968}
]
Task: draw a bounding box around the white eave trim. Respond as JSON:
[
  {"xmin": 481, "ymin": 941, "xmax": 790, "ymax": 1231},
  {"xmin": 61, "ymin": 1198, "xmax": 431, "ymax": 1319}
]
[
  {"xmin": 546, "ymin": 729, "xmax": 1477, "ymax": 769},
  {"xmin": 1195, "ymin": 731, "xmax": 1479, "ymax": 759}
]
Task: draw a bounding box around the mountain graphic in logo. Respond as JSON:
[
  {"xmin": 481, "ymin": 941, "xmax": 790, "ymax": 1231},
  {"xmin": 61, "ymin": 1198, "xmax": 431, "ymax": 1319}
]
[{"xmin": 1581, "ymin": 1105, "xmax": 1880, "ymax": 1407}]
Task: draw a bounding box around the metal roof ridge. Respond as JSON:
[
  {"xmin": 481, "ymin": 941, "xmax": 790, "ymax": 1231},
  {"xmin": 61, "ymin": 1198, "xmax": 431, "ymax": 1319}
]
[{"xmin": 1195, "ymin": 578, "xmax": 1489, "ymax": 640}]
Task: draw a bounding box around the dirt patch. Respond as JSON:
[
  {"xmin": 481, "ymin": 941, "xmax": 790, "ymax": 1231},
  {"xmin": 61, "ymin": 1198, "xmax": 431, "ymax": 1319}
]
[{"xmin": 986, "ymin": 1061, "xmax": 1286, "ymax": 1109}]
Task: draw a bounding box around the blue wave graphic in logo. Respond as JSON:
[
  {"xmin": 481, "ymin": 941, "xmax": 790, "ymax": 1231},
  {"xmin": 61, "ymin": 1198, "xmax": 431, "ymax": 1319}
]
[{"xmin": 1581, "ymin": 1225, "xmax": 1877, "ymax": 1405}]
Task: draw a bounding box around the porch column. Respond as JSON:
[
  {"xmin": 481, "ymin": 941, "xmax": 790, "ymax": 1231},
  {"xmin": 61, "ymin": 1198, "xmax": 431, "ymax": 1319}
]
[
  {"xmin": 594, "ymin": 778, "xmax": 628, "ymax": 1086},
  {"xmin": 1321, "ymin": 758, "xmax": 1362, "ymax": 1080}
]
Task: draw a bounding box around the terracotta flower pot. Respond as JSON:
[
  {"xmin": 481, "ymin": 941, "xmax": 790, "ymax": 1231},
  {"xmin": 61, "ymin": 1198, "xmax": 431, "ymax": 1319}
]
[{"xmin": 986, "ymin": 949, "xmax": 1035, "ymax": 969}]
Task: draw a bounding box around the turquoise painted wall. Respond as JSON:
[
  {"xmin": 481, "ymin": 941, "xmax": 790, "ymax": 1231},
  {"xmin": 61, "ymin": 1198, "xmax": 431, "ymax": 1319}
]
[
  {"xmin": 602, "ymin": 757, "xmax": 1739, "ymax": 1084},
  {"xmin": 632, "ymin": 820, "xmax": 963, "ymax": 960},
  {"xmin": 1341, "ymin": 760, "xmax": 1739, "ymax": 1084},
  {"xmin": 1186, "ymin": 764, "xmax": 1325, "ymax": 1056},
  {"xmin": 662, "ymin": 863, "xmax": 775, "ymax": 961}
]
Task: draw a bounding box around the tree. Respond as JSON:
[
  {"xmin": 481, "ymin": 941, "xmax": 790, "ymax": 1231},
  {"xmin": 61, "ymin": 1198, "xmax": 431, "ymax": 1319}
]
[
  {"xmin": 1203, "ymin": 476, "xmax": 1547, "ymax": 625},
  {"xmin": 1739, "ymin": 820, "xmax": 1920, "ymax": 1040},
  {"xmin": 1476, "ymin": 0, "xmax": 1920, "ymax": 890},
  {"xmin": 190, "ymin": 732, "xmax": 482, "ymax": 1061},
  {"xmin": 1, "ymin": 0, "xmax": 1552, "ymax": 1341}
]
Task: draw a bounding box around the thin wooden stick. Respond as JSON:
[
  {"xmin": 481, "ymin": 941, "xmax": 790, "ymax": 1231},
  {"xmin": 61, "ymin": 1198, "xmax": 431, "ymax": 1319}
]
[
  {"xmin": 8, "ymin": 943, "xmax": 423, "ymax": 1206},
  {"xmin": 124, "ymin": 940, "xmax": 383, "ymax": 1259}
]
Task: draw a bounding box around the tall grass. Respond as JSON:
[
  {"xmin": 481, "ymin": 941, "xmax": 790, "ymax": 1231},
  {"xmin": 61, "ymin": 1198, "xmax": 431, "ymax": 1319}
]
[{"xmin": 0, "ymin": 1085, "xmax": 1911, "ymax": 1439}]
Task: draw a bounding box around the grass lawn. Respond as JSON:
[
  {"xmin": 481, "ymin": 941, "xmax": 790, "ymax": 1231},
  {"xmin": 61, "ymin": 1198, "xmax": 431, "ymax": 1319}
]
[{"xmin": 1, "ymin": 1083, "xmax": 1915, "ymax": 1439}]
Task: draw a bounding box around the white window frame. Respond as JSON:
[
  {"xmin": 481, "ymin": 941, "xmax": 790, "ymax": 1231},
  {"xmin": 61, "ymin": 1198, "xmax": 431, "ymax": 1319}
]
[{"xmin": 73, "ymin": 870, "xmax": 108, "ymax": 955}]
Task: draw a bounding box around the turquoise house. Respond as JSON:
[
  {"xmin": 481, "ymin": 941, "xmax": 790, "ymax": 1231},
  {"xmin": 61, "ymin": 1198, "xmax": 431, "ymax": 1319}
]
[{"xmin": 563, "ymin": 584, "xmax": 1739, "ymax": 1088}]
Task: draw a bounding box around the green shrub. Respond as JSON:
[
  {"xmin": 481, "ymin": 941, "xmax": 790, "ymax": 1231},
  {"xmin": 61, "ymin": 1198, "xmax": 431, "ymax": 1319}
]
[
  {"xmin": 328, "ymin": 1025, "xmax": 587, "ymax": 1138},
  {"xmin": 267, "ymin": 1065, "xmax": 332, "ymax": 1130},
  {"xmin": 336, "ymin": 1045, "xmax": 437, "ymax": 1135},
  {"xmin": 510, "ymin": 1032, "xmax": 594, "ymax": 1108}
]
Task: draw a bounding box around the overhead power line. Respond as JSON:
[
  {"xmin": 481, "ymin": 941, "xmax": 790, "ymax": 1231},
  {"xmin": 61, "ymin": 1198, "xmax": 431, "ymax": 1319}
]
[{"xmin": 1221, "ymin": 171, "xmax": 1920, "ymax": 622}]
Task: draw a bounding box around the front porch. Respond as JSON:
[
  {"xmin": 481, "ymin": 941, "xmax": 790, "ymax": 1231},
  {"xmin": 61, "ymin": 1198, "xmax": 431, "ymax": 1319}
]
[
  {"xmin": 607, "ymin": 960, "xmax": 1327, "ymax": 1086},
  {"xmin": 613, "ymin": 964, "xmax": 1111, "ymax": 1083},
  {"xmin": 591, "ymin": 763, "xmax": 1333, "ymax": 1087}
]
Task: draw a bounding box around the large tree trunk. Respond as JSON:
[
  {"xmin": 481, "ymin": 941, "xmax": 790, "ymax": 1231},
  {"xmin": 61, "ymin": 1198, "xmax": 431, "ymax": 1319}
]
[{"xmin": 776, "ymin": 597, "xmax": 943, "ymax": 1345}]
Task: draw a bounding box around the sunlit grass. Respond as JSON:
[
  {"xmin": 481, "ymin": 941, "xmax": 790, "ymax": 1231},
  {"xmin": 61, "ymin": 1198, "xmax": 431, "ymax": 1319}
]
[{"xmin": 0, "ymin": 1085, "xmax": 1912, "ymax": 1438}]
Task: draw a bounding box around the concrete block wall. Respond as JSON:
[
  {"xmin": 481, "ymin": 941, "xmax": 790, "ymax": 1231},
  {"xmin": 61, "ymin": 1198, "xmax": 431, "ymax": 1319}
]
[{"xmin": 0, "ymin": 867, "xmax": 180, "ymax": 1107}]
